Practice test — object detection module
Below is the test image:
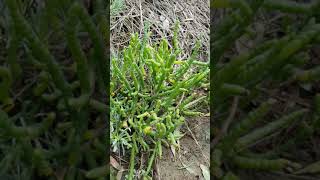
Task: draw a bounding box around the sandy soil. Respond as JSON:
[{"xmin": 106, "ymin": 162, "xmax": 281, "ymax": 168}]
[{"xmin": 157, "ymin": 117, "xmax": 210, "ymax": 180}]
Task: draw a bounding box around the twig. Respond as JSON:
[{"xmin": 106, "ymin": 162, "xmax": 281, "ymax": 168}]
[
  {"xmin": 221, "ymin": 96, "xmax": 239, "ymax": 133},
  {"xmin": 211, "ymin": 96, "xmax": 239, "ymax": 149},
  {"xmin": 12, "ymin": 76, "xmax": 38, "ymax": 101},
  {"xmin": 139, "ymin": 0, "xmax": 144, "ymax": 37},
  {"xmin": 185, "ymin": 122, "xmax": 209, "ymax": 164},
  {"xmin": 177, "ymin": 92, "xmax": 185, "ymax": 107}
]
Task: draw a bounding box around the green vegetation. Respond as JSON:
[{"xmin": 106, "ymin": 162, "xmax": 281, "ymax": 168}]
[
  {"xmin": 110, "ymin": 24, "xmax": 209, "ymax": 179},
  {"xmin": 212, "ymin": 0, "xmax": 320, "ymax": 179},
  {"xmin": 0, "ymin": 0, "xmax": 108, "ymax": 179}
]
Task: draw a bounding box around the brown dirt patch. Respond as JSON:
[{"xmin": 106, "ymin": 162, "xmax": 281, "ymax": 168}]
[{"xmin": 157, "ymin": 117, "xmax": 210, "ymax": 180}]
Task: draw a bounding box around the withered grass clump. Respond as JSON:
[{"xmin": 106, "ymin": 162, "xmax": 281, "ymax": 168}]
[{"xmin": 110, "ymin": 0, "xmax": 209, "ymax": 61}]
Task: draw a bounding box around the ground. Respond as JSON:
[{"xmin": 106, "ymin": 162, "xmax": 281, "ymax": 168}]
[
  {"xmin": 157, "ymin": 117, "xmax": 210, "ymax": 180},
  {"xmin": 111, "ymin": 0, "xmax": 209, "ymax": 60}
]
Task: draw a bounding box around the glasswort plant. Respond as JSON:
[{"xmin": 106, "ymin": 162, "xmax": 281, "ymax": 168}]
[{"xmin": 111, "ymin": 23, "xmax": 209, "ymax": 179}]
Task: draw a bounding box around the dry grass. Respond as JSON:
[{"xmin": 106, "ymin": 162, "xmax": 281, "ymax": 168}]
[{"xmin": 110, "ymin": 0, "xmax": 209, "ymax": 61}]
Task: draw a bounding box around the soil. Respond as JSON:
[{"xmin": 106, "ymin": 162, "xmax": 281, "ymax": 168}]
[{"xmin": 157, "ymin": 117, "xmax": 210, "ymax": 180}]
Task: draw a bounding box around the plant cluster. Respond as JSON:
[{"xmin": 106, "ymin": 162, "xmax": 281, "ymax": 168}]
[
  {"xmin": 212, "ymin": 0, "xmax": 320, "ymax": 179},
  {"xmin": 110, "ymin": 23, "xmax": 209, "ymax": 179},
  {"xmin": 0, "ymin": 0, "xmax": 108, "ymax": 179}
]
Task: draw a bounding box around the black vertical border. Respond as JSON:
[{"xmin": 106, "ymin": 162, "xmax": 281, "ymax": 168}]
[
  {"xmin": 106, "ymin": 0, "xmax": 111, "ymax": 177},
  {"xmin": 210, "ymin": 0, "xmax": 214, "ymax": 178}
]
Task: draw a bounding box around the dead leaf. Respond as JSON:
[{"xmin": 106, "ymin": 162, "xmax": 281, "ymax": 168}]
[
  {"xmin": 163, "ymin": 19, "xmax": 170, "ymax": 31},
  {"xmin": 200, "ymin": 164, "xmax": 210, "ymax": 180},
  {"xmin": 170, "ymin": 145, "xmax": 176, "ymax": 158},
  {"xmin": 116, "ymin": 170, "xmax": 123, "ymax": 180},
  {"xmin": 110, "ymin": 156, "xmax": 122, "ymax": 171}
]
